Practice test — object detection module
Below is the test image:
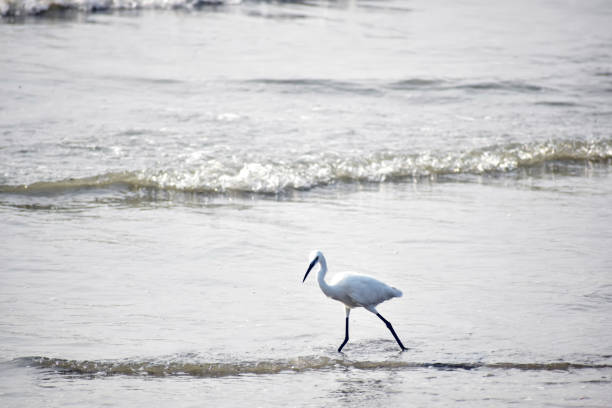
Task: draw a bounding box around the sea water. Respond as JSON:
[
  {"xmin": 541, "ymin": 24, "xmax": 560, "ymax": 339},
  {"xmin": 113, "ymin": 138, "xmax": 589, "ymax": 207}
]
[{"xmin": 1, "ymin": 1, "xmax": 611, "ymax": 406}]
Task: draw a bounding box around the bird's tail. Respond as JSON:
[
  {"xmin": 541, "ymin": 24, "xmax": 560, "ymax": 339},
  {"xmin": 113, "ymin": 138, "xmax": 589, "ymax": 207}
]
[{"xmin": 391, "ymin": 286, "xmax": 403, "ymax": 298}]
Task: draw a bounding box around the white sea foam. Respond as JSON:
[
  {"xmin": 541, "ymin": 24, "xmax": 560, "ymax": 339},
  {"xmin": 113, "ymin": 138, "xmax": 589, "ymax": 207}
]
[
  {"xmin": 139, "ymin": 139, "xmax": 612, "ymax": 193},
  {"xmin": 2, "ymin": 139, "xmax": 610, "ymax": 196}
]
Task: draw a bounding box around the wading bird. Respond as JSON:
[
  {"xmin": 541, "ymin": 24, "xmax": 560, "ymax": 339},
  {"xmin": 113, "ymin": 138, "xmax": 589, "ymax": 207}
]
[{"xmin": 302, "ymin": 250, "xmax": 407, "ymax": 352}]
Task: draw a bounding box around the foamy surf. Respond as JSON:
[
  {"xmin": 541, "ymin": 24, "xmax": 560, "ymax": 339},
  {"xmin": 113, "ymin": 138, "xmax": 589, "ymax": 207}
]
[
  {"xmin": 1, "ymin": 139, "xmax": 610, "ymax": 196},
  {"xmin": 0, "ymin": 0, "xmax": 240, "ymax": 17}
]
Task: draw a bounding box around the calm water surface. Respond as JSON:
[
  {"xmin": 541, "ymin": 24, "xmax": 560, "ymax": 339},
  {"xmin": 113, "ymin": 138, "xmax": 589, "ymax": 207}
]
[{"xmin": 1, "ymin": 0, "xmax": 612, "ymax": 406}]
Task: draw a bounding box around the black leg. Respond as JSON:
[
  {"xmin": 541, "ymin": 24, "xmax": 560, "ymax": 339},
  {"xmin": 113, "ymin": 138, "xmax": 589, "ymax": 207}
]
[
  {"xmin": 376, "ymin": 313, "xmax": 407, "ymax": 351},
  {"xmin": 338, "ymin": 316, "xmax": 349, "ymax": 352}
]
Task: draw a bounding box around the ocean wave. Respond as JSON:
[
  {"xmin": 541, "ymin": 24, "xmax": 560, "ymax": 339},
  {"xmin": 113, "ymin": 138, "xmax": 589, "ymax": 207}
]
[
  {"xmin": 248, "ymin": 77, "xmax": 548, "ymax": 95},
  {"xmin": 0, "ymin": 0, "xmax": 240, "ymax": 17},
  {"xmin": 1, "ymin": 139, "xmax": 611, "ymax": 196},
  {"xmin": 17, "ymin": 356, "xmax": 612, "ymax": 378},
  {"xmin": 456, "ymin": 80, "xmax": 546, "ymax": 92},
  {"xmin": 248, "ymin": 78, "xmax": 382, "ymax": 96}
]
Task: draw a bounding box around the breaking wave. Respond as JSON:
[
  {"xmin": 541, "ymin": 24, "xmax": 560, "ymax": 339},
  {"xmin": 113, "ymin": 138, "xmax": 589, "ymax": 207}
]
[
  {"xmin": 16, "ymin": 356, "xmax": 612, "ymax": 378},
  {"xmin": 0, "ymin": 0, "xmax": 239, "ymax": 17},
  {"xmin": 1, "ymin": 139, "xmax": 611, "ymax": 196}
]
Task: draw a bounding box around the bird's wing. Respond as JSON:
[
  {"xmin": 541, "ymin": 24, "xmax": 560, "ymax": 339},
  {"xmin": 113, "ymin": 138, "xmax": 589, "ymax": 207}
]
[{"xmin": 334, "ymin": 273, "xmax": 401, "ymax": 307}]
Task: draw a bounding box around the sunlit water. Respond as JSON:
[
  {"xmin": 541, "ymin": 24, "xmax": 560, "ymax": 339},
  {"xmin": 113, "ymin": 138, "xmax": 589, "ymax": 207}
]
[{"xmin": 1, "ymin": 0, "xmax": 612, "ymax": 407}]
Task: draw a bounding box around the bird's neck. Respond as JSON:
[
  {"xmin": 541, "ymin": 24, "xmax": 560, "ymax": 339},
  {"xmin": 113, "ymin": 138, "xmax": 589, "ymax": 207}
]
[{"xmin": 317, "ymin": 256, "xmax": 335, "ymax": 297}]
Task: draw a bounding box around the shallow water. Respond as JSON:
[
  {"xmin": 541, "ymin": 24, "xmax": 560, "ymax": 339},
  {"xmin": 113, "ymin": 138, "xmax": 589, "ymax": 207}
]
[
  {"xmin": 2, "ymin": 180, "xmax": 611, "ymax": 406},
  {"xmin": 1, "ymin": 0, "xmax": 612, "ymax": 406}
]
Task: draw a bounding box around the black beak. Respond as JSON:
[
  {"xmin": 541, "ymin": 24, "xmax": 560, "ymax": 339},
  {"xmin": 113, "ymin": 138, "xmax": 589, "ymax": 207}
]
[{"xmin": 303, "ymin": 257, "xmax": 319, "ymax": 282}]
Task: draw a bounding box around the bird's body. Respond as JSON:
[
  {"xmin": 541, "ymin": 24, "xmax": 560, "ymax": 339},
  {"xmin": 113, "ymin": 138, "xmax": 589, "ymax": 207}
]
[
  {"xmin": 303, "ymin": 250, "xmax": 407, "ymax": 352},
  {"xmin": 323, "ymin": 271, "xmax": 402, "ymax": 311}
]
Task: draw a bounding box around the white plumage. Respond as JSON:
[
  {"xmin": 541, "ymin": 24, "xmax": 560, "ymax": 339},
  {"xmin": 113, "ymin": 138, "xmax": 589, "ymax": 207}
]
[
  {"xmin": 327, "ymin": 272, "xmax": 402, "ymax": 308},
  {"xmin": 302, "ymin": 250, "xmax": 407, "ymax": 352}
]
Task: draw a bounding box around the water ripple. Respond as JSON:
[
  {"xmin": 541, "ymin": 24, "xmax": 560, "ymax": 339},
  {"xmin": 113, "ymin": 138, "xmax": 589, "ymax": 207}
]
[{"xmin": 17, "ymin": 356, "xmax": 612, "ymax": 378}]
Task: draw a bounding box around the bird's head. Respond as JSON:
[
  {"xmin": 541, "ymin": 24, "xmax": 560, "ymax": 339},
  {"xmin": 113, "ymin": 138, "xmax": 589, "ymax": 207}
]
[{"xmin": 303, "ymin": 250, "xmax": 323, "ymax": 282}]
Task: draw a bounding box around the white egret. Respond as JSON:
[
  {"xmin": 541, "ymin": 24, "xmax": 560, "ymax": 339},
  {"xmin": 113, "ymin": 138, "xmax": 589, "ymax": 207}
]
[{"xmin": 302, "ymin": 250, "xmax": 407, "ymax": 352}]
